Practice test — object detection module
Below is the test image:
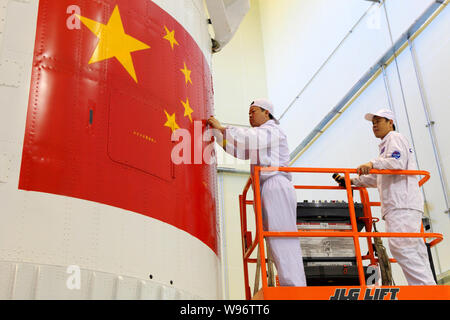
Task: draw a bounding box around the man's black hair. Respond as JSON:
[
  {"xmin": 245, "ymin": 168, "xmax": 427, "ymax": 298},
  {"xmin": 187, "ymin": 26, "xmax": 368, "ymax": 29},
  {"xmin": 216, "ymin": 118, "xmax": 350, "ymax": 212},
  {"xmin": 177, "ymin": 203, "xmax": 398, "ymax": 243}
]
[
  {"xmin": 260, "ymin": 107, "xmax": 274, "ymax": 120},
  {"xmin": 380, "ymin": 116, "xmax": 396, "ymax": 131}
]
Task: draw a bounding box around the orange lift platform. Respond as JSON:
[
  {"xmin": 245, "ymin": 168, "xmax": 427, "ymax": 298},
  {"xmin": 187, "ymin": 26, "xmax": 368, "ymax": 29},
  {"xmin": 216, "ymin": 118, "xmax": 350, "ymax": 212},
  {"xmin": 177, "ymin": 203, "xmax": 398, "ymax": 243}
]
[{"xmin": 239, "ymin": 166, "xmax": 450, "ymax": 300}]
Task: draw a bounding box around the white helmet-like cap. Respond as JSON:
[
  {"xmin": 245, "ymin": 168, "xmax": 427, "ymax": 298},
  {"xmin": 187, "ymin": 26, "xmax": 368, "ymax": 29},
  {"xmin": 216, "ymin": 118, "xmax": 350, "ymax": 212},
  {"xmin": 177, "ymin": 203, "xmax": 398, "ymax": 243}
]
[
  {"xmin": 364, "ymin": 108, "xmax": 395, "ymax": 122},
  {"xmin": 250, "ymin": 98, "xmax": 280, "ymax": 124}
]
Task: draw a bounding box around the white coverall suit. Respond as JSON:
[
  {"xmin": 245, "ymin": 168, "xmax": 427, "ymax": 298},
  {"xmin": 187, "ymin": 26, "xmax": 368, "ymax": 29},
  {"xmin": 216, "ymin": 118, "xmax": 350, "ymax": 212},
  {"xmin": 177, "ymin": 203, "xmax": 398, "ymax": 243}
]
[
  {"xmin": 352, "ymin": 131, "xmax": 435, "ymax": 285},
  {"xmin": 223, "ymin": 120, "xmax": 307, "ymax": 286}
]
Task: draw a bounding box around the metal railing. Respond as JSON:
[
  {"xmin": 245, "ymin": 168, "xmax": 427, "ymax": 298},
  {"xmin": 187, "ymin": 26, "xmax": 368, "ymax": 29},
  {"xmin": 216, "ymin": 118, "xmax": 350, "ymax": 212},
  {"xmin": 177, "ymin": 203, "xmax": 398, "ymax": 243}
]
[{"xmin": 239, "ymin": 167, "xmax": 443, "ymax": 300}]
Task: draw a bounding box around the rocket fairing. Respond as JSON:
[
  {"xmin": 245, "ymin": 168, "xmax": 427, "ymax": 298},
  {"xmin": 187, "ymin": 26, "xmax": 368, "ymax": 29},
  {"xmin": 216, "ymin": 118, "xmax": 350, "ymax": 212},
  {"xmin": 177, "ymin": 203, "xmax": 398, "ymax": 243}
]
[
  {"xmin": 0, "ymin": 0, "xmax": 248, "ymax": 299},
  {"xmin": 20, "ymin": 0, "xmax": 217, "ymax": 253}
]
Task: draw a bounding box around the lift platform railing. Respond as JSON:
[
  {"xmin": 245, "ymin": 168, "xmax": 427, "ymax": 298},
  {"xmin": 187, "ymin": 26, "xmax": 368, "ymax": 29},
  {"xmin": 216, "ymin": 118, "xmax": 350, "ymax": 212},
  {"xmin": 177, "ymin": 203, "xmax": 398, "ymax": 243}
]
[{"xmin": 239, "ymin": 167, "xmax": 444, "ymax": 300}]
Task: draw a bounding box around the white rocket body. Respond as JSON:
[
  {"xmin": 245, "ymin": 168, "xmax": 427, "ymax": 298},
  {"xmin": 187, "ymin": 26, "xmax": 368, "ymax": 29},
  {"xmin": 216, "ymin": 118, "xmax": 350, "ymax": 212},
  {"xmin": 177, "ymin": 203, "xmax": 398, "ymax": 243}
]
[{"xmin": 0, "ymin": 0, "xmax": 249, "ymax": 300}]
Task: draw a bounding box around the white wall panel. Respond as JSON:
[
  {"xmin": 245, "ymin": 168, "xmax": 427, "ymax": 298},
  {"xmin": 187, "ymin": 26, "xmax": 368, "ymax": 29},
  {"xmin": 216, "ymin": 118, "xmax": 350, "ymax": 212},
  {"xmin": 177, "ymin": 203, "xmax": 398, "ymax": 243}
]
[
  {"xmin": 384, "ymin": 0, "xmax": 434, "ymax": 41},
  {"xmin": 258, "ymin": 0, "xmax": 396, "ymax": 153},
  {"xmin": 412, "ymin": 3, "xmax": 450, "ymax": 197},
  {"xmin": 212, "ymin": 0, "xmax": 268, "ymax": 127},
  {"xmin": 258, "ymin": 0, "xmax": 371, "ymax": 116}
]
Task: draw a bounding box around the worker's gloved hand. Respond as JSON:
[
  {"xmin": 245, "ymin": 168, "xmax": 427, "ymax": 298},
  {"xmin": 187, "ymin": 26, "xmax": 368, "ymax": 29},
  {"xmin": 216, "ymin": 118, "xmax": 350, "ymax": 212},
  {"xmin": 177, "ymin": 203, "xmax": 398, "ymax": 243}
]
[
  {"xmin": 332, "ymin": 173, "xmax": 346, "ymax": 187},
  {"xmin": 207, "ymin": 116, "xmax": 226, "ymax": 133},
  {"xmin": 356, "ymin": 161, "xmax": 373, "ymax": 176}
]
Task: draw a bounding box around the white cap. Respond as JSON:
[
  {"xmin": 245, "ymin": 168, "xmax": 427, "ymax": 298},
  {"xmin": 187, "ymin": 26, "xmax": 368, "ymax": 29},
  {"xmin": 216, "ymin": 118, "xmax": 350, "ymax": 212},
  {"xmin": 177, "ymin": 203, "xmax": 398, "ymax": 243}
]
[
  {"xmin": 250, "ymin": 98, "xmax": 279, "ymax": 124},
  {"xmin": 364, "ymin": 108, "xmax": 395, "ymax": 122}
]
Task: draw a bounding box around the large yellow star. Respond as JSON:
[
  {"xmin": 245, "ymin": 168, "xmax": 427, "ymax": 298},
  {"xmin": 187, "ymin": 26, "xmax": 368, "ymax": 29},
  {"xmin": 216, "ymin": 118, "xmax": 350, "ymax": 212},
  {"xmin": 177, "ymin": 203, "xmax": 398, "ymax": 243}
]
[
  {"xmin": 180, "ymin": 98, "xmax": 194, "ymax": 122},
  {"xmin": 163, "ymin": 26, "xmax": 179, "ymax": 50},
  {"xmin": 77, "ymin": 5, "xmax": 150, "ymax": 82},
  {"xmin": 180, "ymin": 62, "xmax": 192, "ymax": 85},
  {"xmin": 164, "ymin": 110, "xmax": 180, "ymax": 133}
]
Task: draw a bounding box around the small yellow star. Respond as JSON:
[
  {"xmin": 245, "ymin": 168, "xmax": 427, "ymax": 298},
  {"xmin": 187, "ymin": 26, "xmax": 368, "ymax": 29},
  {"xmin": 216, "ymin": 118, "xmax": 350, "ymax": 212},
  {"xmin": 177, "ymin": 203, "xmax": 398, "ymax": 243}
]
[
  {"xmin": 163, "ymin": 26, "xmax": 179, "ymax": 50},
  {"xmin": 164, "ymin": 110, "xmax": 180, "ymax": 133},
  {"xmin": 180, "ymin": 62, "xmax": 192, "ymax": 85},
  {"xmin": 180, "ymin": 98, "xmax": 194, "ymax": 122}
]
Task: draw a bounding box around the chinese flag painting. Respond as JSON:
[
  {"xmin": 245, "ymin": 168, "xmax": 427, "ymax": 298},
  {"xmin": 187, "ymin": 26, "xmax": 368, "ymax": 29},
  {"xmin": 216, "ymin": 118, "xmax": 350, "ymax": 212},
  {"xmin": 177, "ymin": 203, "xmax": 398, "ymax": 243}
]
[{"xmin": 19, "ymin": 0, "xmax": 217, "ymax": 252}]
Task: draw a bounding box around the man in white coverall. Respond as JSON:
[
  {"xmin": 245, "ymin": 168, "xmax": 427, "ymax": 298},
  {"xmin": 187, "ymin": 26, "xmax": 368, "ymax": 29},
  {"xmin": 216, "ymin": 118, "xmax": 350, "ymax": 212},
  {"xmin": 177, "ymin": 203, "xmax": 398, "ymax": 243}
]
[
  {"xmin": 207, "ymin": 99, "xmax": 306, "ymax": 286},
  {"xmin": 338, "ymin": 109, "xmax": 435, "ymax": 285}
]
